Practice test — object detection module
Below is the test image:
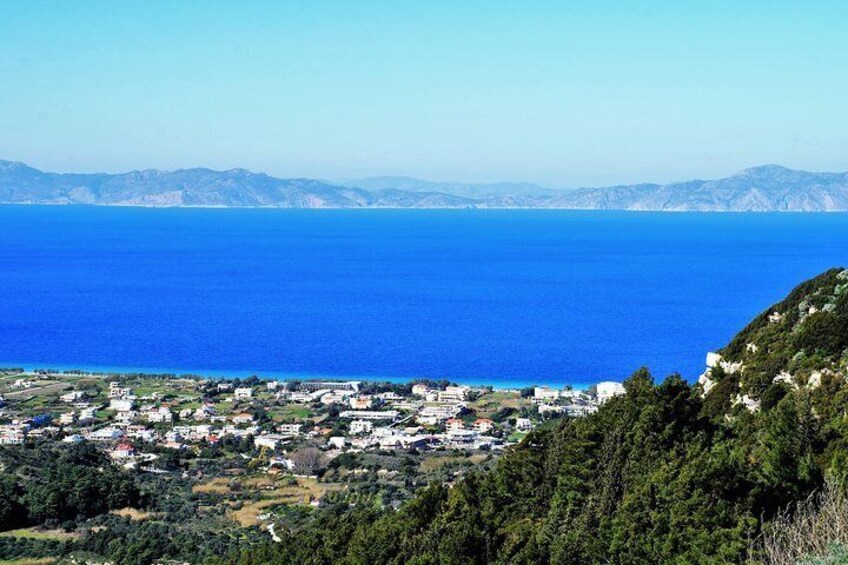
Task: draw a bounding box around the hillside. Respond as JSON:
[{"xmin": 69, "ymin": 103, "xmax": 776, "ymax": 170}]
[
  {"xmin": 3, "ymin": 160, "xmax": 848, "ymax": 211},
  {"xmin": 699, "ymin": 268, "xmax": 848, "ymax": 411},
  {"xmin": 215, "ymin": 268, "xmax": 848, "ymax": 564}
]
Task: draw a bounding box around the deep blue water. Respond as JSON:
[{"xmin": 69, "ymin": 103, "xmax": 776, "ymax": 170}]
[{"xmin": 1, "ymin": 207, "xmax": 847, "ymax": 387}]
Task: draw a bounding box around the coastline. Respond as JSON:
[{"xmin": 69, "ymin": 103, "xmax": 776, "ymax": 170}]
[{"xmin": 0, "ymin": 360, "xmax": 594, "ymax": 391}]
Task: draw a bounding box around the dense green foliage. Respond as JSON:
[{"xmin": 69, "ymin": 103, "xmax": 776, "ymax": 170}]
[
  {"xmin": 0, "ymin": 443, "xmax": 141, "ymax": 529},
  {"xmin": 720, "ymin": 268, "xmax": 848, "ymax": 398}
]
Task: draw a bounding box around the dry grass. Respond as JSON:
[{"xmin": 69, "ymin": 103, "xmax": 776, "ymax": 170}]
[
  {"xmin": 228, "ymin": 477, "xmax": 339, "ymax": 526},
  {"xmin": 0, "ymin": 559, "xmax": 56, "ymax": 565},
  {"xmin": 3, "ymin": 383, "xmax": 70, "ymax": 400},
  {"xmin": 194, "ymin": 475, "xmax": 340, "ymax": 527},
  {"xmin": 111, "ymin": 507, "xmax": 155, "ymax": 521},
  {"xmin": 756, "ymin": 482, "xmax": 848, "ymax": 565},
  {"xmin": 192, "ymin": 477, "xmax": 233, "ymax": 494}
]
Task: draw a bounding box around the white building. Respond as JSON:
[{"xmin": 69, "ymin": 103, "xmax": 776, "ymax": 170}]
[
  {"xmin": 108, "ymin": 382, "xmax": 132, "ymax": 399},
  {"xmin": 339, "ymin": 410, "xmax": 398, "ymax": 421},
  {"xmin": 350, "ymin": 420, "xmax": 373, "ymax": 435},
  {"xmin": 327, "ymin": 436, "xmax": 347, "ymax": 449},
  {"xmin": 534, "ymin": 386, "xmax": 561, "ymax": 401},
  {"xmin": 320, "ymin": 392, "xmax": 349, "ymax": 405},
  {"xmin": 255, "ymin": 435, "xmax": 281, "ymax": 450},
  {"xmin": 515, "ymin": 418, "xmax": 533, "ymax": 431},
  {"xmin": 232, "ymin": 413, "xmax": 255, "ymax": 425},
  {"xmin": 445, "ymin": 418, "xmax": 465, "ymax": 432},
  {"xmin": 86, "ymin": 427, "xmax": 125, "ymax": 441},
  {"xmin": 110, "ymin": 398, "xmax": 135, "ymax": 412},
  {"xmin": 115, "ymin": 410, "xmax": 138, "ymax": 424},
  {"xmin": 473, "ymin": 419, "xmax": 494, "ymax": 433},
  {"xmin": 0, "ymin": 425, "xmax": 25, "ymax": 445},
  {"xmin": 447, "ymin": 429, "xmax": 477, "ymax": 445},
  {"xmin": 437, "ymin": 386, "xmax": 470, "ymax": 403},
  {"xmin": 278, "ymin": 423, "xmax": 302, "ymax": 436},
  {"xmin": 234, "ymin": 387, "xmax": 253, "ymax": 400},
  {"xmin": 417, "ymin": 403, "xmax": 464, "ymax": 425},
  {"xmin": 596, "ymin": 382, "xmax": 626, "ymax": 405},
  {"xmin": 147, "ymin": 406, "xmax": 173, "ymax": 423},
  {"xmin": 60, "ymin": 391, "xmax": 87, "ymax": 403}
]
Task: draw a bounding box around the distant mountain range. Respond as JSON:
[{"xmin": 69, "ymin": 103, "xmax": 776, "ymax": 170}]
[{"xmin": 2, "ymin": 160, "xmax": 848, "ymax": 211}]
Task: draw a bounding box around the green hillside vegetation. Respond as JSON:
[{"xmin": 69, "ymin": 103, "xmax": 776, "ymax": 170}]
[
  {"xmin": 719, "ymin": 268, "xmax": 848, "ymax": 397},
  {"xmin": 216, "ymin": 268, "xmax": 848, "ymax": 564}
]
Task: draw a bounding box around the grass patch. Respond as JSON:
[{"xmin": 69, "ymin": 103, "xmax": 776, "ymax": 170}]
[
  {"xmin": 0, "ymin": 528, "xmax": 79, "ymax": 541},
  {"xmin": 193, "ymin": 477, "xmax": 233, "ymax": 494},
  {"xmin": 272, "ymin": 404, "xmax": 313, "ymax": 421},
  {"xmin": 194, "ymin": 474, "xmax": 341, "ymax": 527},
  {"xmin": 507, "ymin": 431, "xmax": 528, "ymax": 442},
  {"xmin": 228, "ymin": 477, "xmax": 338, "ymax": 526},
  {"xmin": 468, "ymin": 391, "xmax": 527, "ymax": 417},
  {"xmin": 420, "ymin": 455, "xmax": 477, "ymax": 472}
]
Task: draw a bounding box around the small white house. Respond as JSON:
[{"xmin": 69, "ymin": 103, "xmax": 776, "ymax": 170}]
[
  {"xmin": 147, "ymin": 406, "xmax": 173, "ymax": 423},
  {"xmin": 534, "ymin": 386, "xmax": 561, "ymax": 401},
  {"xmin": 350, "ymin": 420, "xmax": 373, "ymax": 435},
  {"xmin": 60, "ymin": 391, "xmax": 87, "ymax": 403},
  {"xmin": 254, "ymin": 436, "xmax": 280, "ymax": 450},
  {"xmin": 109, "ymin": 398, "xmax": 135, "ymax": 412},
  {"xmin": 278, "ymin": 423, "xmax": 302, "ymax": 436},
  {"xmin": 515, "ymin": 418, "xmax": 533, "ymax": 432},
  {"xmin": 327, "ymin": 436, "xmax": 347, "ymax": 449},
  {"xmin": 473, "ymin": 418, "xmax": 494, "ymax": 433}
]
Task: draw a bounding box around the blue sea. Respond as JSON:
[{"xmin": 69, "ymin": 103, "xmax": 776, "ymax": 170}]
[{"xmin": 1, "ymin": 207, "xmax": 847, "ymax": 388}]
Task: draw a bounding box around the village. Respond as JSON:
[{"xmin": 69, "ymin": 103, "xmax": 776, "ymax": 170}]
[
  {"xmin": 0, "ymin": 369, "xmax": 625, "ymax": 475},
  {"xmin": 0, "ymin": 368, "xmax": 631, "ymax": 553}
]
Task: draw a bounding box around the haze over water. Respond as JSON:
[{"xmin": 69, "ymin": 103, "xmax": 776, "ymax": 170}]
[{"xmin": 1, "ymin": 206, "xmax": 847, "ymax": 387}]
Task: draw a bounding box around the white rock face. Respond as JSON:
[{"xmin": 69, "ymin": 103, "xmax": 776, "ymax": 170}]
[
  {"xmin": 698, "ymin": 372, "xmax": 716, "ymax": 395},
  {"xmin": 706, "ymin": 352, "xmax": 722, "ymax": 368},
  {"xmin": 733, "ymin": 394, "xmax": 761, "ymax": 413},
  {"xmin": 720, "ymin": 360, "xmax": 744, "ymax": 374},
  {"xmin": 773, "ymin": 371, "xmax": 796, "ymax": 388}
]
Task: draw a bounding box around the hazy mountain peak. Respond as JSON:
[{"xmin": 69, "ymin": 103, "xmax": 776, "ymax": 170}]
[
  {"xmin": 739, "ymin": 164, "xmax": 796, "ymax": 176},
  {"xmin": 1, "ymin": 160, "xmax": 847, "ymax": 211}
]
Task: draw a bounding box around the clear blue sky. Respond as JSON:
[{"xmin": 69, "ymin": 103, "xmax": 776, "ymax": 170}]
[{"xmin": 2, "ymin": 1, "xmax": 846, "ymax": 187}]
